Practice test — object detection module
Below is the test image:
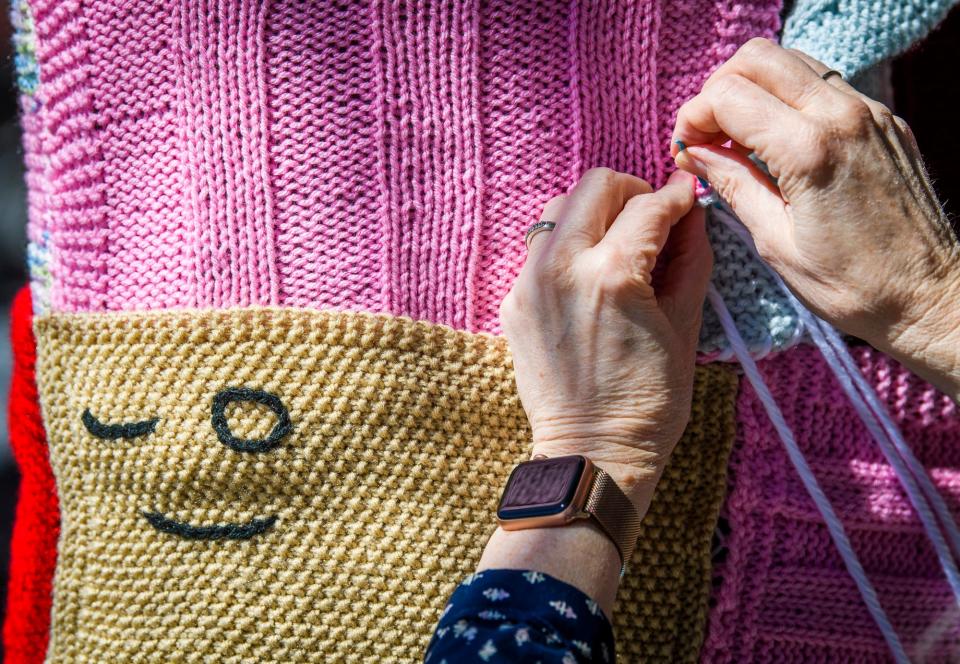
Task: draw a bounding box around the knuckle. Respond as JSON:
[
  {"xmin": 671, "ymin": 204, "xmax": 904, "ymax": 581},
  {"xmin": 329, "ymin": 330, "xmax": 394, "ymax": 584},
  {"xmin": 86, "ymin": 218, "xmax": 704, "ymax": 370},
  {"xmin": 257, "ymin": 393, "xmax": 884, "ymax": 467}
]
[
  {"xmin": 789, "ymin": 121, "xmax": 834, "ymax": 172},
  {"xmin": 835, "ymin": 98, "xmax": 874, "ymax": 135},
  {"xmin": 738, "ymin": 37, "xmax": 775, "ymax": 61},
  {"xmin": 498, "ymin": 289, "xmax": 518, "ymax": 325},
  {"xmin": 592, "ymin": 247, "xmax": 645, "ymax": 297},
  {"xmin": 582, "ymin": 166, "xmax": 617, "ymax": 188}
]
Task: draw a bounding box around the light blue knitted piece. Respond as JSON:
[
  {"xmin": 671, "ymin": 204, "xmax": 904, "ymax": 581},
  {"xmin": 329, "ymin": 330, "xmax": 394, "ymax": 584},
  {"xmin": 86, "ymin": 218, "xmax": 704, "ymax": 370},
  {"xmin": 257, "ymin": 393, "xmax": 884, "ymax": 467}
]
[
  {"xmin": 698, "ymin": 209, "xmax": 803, "ymax": 360},
  {"xmin": 782, "ymin": 0, "xmax": 960, "ymax": 78}
]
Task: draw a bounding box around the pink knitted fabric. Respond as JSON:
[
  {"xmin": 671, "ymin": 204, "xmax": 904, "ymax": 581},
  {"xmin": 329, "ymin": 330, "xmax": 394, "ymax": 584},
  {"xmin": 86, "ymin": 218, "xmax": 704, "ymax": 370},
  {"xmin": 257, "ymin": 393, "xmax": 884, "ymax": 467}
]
[
  {"xmin": 24, "ymin": 0, "xmax": 780, "ymax": 328},
  {"xmin": 705, "ymin": 345, "xmax": 960, "ymax": 662}
]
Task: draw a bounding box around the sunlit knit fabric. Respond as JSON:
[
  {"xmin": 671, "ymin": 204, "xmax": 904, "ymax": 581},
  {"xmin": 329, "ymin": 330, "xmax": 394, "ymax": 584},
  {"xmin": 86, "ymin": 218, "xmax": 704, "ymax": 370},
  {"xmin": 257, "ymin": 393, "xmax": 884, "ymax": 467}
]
[
  {"xmin": 34, "ymin": 309, "xmax": 738, "ymax": 663},
  {"xmin": 19, "ymin": 0, "xmax": 783, "ymax": 343},
  {"xmin": 4, "ymin": 288, "xmax": 60, "ymax": 664},
  {"xmin": 703, "ymin": 345, "xmax": 960, "ymax": 662},
  {"xmin": 783, "ymin": 0, "xmax": 960, "ymax": 78}
]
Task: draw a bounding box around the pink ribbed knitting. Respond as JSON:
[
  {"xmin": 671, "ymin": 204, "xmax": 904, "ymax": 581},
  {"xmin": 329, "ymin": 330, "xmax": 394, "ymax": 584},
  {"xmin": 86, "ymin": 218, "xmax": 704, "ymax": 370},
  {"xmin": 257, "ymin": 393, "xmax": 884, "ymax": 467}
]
[
  {"xmin": 24, "ymin": 0, "xmax": 780, "ymax": 329},
  {"xmin": 704, "ymin": 345, "xmax": 960, "ymax": 662}
]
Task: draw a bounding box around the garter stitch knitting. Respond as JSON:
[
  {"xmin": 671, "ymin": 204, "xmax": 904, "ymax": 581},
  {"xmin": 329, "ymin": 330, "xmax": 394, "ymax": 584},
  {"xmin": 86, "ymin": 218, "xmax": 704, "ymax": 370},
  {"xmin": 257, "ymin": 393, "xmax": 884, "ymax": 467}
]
[
  {"xmin": 704, "ymin": 345, "xmax": 960, "ymax": 662},
  {"xmin": 34, "ymin": 308, "xmax": 738, "ymax": 663},
  {"xmin": 783, "ymin": 0, "xmax": 960, "ymax": 78}
]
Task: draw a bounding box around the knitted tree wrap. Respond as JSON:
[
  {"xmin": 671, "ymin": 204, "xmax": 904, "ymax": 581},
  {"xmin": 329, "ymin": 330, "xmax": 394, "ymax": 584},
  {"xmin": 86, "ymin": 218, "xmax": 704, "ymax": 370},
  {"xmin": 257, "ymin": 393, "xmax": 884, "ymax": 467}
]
[
  {"xmin": 4, "ymin": 288, "xmax": 60, "ymax": 664},
  {"xmin": 704, "ymin": 345, "xmax": 960, "ymax": 662},
  {"xmin": 34, "ymin": 309, "xmax": 737, "ymax": 663},
  {"xmin": 17, "ymin": 0, "xmax": 793, "ymax": 357}
]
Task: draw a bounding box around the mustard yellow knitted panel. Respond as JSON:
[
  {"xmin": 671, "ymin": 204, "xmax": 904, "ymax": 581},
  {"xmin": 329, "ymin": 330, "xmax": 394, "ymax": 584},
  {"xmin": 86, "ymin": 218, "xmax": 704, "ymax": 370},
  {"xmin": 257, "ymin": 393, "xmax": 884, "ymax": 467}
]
[{"xmin": 34, "ymin": 309, "xmax": 738, "ymax": 663}]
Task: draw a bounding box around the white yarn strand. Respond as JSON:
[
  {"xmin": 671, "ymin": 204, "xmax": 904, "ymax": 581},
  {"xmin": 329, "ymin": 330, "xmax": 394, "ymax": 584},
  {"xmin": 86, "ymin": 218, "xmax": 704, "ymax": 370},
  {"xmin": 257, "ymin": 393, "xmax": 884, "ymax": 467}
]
[
  {"xmin": 711, "ymin": 204, "xmax": 960, "ymax": 607},
  {"xmin": 707, "ymin": 283, "xmax": 910, "ymax": 663}
]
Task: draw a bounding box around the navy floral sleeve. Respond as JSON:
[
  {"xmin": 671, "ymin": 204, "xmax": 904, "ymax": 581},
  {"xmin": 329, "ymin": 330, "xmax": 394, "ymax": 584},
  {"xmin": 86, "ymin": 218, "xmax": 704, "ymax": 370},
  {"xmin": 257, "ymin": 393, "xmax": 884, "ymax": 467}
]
[{"xmin": 425, "ymin": 569, "xmax": 615, "ymax": 663}]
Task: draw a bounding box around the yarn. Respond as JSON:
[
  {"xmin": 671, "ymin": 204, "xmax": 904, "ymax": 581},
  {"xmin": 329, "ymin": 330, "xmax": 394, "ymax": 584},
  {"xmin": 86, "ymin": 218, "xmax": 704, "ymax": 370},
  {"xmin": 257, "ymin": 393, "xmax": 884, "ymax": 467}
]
[
  {"xmin": 3, "ymin": 288, "xmax": 60, "ymax": 664},
  {"xmin": 783, "ymin": 0, "xmax": 960, "ymax": 79},
  {"xmin": 17, "ymin": 0, "xmax": 790, "ymax": 355},
  {"xmin": 704, "ymin": 345, "xmax": 960, "ymax": 662},
  {"xmin": 707, "ymin": 284, "xmax": 910, "ymax": 662},
  {"xmin": 712, "ymin": 202, "xmax": 960, "ymax": 604},
  {"xmin": 34, "ymin": 307, "xmax": 739, "ymax": 663},
  {"xmin": 81, "ymin": 408, "xmax": 158, "ymax": 440}
]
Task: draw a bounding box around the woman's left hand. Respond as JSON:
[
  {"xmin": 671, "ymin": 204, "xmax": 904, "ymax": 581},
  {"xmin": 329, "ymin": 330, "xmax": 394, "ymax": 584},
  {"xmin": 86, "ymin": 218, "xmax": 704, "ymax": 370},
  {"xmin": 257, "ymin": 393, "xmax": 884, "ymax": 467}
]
[{"xmin": 499, "ymin": 167, "xmax": 712, "ymax": 515}]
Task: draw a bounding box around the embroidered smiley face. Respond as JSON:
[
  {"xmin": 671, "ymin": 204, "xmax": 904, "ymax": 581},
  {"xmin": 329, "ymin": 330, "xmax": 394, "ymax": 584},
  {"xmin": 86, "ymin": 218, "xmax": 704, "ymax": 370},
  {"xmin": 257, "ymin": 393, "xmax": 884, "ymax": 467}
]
[
  {"xmin": 81, "ymin": 386, "xmax": 291, "ymax": 540},
  {"xmin": 32, "ymin": 308, "xmax": 736, "ymax": 662}
]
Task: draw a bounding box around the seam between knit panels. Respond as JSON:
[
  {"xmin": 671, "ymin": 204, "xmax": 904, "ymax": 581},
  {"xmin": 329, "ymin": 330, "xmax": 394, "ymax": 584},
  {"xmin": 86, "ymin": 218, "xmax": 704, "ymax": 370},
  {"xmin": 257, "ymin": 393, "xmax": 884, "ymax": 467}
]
[{"xmin": 31, "ymin": 0, "xmax": 109, "ymax": 312}]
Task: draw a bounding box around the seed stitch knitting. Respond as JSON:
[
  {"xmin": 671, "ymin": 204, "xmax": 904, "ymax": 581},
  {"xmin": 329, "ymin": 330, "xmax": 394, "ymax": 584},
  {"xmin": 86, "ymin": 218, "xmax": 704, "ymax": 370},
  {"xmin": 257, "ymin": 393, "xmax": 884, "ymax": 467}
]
[
  {"xmin": 782, "ymin": 0, "xmax": 960, "ymax": 79},
  {"xmin": 704, "ymin": 345, "xmax": 960, "ymax": 662},
  {"xmin": 34, "ymin": 308, "xmax": 738, "ymax": 663}
]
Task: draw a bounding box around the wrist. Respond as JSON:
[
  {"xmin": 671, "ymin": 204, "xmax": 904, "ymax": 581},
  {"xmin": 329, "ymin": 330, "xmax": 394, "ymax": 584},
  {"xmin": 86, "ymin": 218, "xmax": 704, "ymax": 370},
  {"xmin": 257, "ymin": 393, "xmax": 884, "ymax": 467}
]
[
  {"xmin": 528, "ymin": 442, "xmax": 665, "ymax": 519},
  {"xmin": 881, "ymin": 271, "xmax": 960, "ymax": 401},
  {"xmin": 477, "ymin": 520, "xmax": 621, "ymax": 617}
]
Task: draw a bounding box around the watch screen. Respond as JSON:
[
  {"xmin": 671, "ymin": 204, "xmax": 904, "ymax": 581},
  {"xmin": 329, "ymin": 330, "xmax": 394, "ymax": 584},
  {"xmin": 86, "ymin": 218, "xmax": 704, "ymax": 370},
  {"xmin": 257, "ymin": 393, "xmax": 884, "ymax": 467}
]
[{"xmin": 497, "ymin": 455, "xmax": 585, "ymax": 520}]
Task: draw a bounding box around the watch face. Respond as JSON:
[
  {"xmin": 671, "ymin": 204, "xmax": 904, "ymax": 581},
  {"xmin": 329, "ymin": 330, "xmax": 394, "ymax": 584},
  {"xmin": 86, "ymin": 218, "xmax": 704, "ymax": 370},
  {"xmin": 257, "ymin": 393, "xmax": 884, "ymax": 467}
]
[{"xmin": 497, "ymin": 455, "xmax": 586, "ymax": 520}]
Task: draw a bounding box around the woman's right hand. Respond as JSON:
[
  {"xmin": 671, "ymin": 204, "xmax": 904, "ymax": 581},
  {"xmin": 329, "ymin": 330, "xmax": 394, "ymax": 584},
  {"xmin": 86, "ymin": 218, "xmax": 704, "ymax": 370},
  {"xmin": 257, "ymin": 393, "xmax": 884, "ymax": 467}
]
[{"xmin": 671, "ymin": 38, "xmax": 960, "ymax": 399}]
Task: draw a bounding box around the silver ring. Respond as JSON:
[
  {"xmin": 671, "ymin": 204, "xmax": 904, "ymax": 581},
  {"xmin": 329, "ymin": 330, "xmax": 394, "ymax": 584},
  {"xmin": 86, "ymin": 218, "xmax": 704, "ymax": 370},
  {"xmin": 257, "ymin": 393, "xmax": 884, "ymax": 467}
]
[
  {"xmin": 821, "ymin": 69, "xmax": 844, "ymax": 82},
  {"xmin": 525, "ymin": 221, "xmax": 556, "ymax": 249}
]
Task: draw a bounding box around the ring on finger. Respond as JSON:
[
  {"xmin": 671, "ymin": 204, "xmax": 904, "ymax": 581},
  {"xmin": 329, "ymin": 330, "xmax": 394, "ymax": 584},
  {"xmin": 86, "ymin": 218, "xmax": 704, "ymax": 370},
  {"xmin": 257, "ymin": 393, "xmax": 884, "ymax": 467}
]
[
  {"xmin": 525, "ymin": 221, "xmax": 557, "ymax": 249},
  {"xmin": 821, "ymin": 69, "xmax": 844, "ymax": 82}
]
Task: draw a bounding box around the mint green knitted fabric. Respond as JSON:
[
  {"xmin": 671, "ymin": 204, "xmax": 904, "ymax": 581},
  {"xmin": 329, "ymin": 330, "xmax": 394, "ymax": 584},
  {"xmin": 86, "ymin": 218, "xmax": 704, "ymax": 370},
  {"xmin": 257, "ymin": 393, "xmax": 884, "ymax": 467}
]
[{"xmin": 783, "ymin": 0, "xmax": 960, "ymax": 77}]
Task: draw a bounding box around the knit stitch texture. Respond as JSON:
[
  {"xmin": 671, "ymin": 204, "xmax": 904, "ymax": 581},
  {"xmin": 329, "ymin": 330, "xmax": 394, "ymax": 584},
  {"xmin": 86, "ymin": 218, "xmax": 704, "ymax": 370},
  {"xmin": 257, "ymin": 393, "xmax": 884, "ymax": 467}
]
[
  {"xmin": 703, "ymin": 345, "xmax": 960, "ymax": 662},
  {"xmin": 16, "ymin": 0, "xmax": 791, "ymax": 357},
  {"xmin": 34, "ymin": 309, "xmax": 738, "ymax": 663},
  {"xmin": 782, "ymin": 0, "xmax": 960, "ymax": 78},
  {"xmin": 3, "ymin": 288, "xmax": 59, "ymax": 664}
]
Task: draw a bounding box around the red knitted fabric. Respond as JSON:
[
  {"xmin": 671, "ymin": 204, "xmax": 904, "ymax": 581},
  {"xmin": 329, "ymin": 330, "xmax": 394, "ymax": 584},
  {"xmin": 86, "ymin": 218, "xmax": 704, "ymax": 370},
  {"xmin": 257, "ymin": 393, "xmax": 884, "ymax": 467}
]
[{"xmin": 3, "ymin": 287, "xmax": 59, "ymax": 664}]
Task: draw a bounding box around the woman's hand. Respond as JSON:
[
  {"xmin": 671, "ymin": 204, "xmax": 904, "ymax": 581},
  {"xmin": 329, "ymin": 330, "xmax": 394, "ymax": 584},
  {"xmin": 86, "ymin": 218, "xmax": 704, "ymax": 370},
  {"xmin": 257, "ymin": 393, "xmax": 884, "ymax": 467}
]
[
  {"xmin": 671, "ymin": 38, "xmax": 960, "ymax": 399},
  {"xmin": 478, "ymin": 167, "xmax": 711, "ymax": 615},
  {"xmin": 499, "ymin": 167, "xmax": 712, "ymax": 515}
]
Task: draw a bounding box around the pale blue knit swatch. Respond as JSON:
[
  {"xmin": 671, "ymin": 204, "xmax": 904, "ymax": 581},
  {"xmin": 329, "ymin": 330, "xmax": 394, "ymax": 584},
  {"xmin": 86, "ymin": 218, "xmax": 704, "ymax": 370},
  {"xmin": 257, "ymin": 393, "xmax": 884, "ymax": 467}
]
[
  {"xmin": 782, "ymin": 0, "xmax": 960, "ymax": 78},
  {"xmin": 698, "ymin": 209, "xmax": 804, "ymax": 360}
]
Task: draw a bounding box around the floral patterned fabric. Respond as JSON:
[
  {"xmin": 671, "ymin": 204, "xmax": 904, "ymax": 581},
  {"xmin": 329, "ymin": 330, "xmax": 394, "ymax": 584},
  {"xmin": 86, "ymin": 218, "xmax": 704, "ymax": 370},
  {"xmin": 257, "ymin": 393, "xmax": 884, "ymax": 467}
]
[{"xmin": 426, "ymin": 569, "xmax": 614, "ymax": 663}]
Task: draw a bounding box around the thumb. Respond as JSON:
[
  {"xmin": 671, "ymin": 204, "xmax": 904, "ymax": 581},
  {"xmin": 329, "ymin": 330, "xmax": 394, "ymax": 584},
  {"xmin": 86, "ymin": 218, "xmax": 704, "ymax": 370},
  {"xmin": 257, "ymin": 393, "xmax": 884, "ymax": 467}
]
[{"xmin": 674, "ymin": 144, "xmax": 788, "ymax": 252}]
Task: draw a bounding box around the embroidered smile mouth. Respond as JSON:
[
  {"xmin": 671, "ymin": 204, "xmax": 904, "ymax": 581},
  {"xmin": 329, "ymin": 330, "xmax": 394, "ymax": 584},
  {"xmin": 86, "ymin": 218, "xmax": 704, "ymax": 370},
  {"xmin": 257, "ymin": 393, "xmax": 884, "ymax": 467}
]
[{"xmin": 142, "ymin": 511, "xmax": 277, "ymax": 541}]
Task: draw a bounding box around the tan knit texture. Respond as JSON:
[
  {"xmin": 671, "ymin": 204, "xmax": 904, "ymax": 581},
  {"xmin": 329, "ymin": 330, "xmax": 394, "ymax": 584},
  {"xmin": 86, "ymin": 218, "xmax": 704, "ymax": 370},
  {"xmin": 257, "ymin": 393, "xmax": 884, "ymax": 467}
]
[{"xmin": 34, "ymin": 309, "xmax": 738, "ymax": 663}]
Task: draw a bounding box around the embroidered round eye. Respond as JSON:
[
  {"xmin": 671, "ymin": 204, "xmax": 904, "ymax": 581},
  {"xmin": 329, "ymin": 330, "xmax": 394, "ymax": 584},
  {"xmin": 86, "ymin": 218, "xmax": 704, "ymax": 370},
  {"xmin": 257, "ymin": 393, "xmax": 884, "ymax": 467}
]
[{"xmin": 211, "ymin": 387, "xmax": 292, "ymax": 453}]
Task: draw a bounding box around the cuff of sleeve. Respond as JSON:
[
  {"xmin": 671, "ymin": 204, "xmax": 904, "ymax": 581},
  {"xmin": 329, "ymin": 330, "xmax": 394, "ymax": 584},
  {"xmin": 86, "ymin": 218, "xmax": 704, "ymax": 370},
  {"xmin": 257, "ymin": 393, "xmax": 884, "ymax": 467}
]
[{"xmin": 432, "ymin": 568, "xmax": 615, "ymax": 663}]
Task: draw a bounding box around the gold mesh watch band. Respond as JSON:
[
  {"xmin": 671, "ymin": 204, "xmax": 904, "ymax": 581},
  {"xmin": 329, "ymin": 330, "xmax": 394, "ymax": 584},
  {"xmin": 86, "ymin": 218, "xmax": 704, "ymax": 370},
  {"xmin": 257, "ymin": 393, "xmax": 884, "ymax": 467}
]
[{"xmin": 584, "ymin": 468, "xmax": 642, "ymax": 574}]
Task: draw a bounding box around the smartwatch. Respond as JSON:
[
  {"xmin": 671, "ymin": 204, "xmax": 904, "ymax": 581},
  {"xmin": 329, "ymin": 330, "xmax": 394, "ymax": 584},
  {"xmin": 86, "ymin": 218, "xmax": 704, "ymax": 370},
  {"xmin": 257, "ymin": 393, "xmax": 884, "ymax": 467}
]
[{"xmin": 496, "ymin": 454, "xmax": 641, "ymax": 571}]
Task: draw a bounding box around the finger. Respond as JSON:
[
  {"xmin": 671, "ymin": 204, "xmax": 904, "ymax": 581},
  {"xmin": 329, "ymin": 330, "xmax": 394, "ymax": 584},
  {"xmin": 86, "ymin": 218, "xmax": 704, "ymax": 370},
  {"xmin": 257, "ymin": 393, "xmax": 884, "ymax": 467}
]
[
  {"xmin": 674, "ymin": 144, "xmax": 791, "ymax": 258},
  {"xmin": 703, "ymin": 38, "xmax": 845, "ymax": 113},
  {"xmin": 657, "ymin": 206, "xmax": 713, "ymax": 333},
  {"xmin": 672, "ymin": 74, "xmax": 815, "ymax": 165},
  {"xmin": 787, "ymin": 49, "xmax": 864, "ymax": 98},
  {"xmin": 600, "ymin": 170, "xmax": 695, "ymax": 270},
  {"xmin": 525, "ymin": 195, "xmax": 566, "ymax": 259},
  {"xmin": 551, "ymin": 168, "xmax": 653, "ymax": 251}
]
